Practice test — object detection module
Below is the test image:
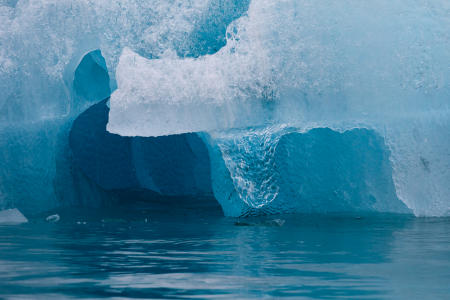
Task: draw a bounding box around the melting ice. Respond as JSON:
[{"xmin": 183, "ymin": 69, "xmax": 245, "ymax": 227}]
[
  {"xmin": 0, "ymin": 0, "xmax": 449, "ymax": 217},
  {"xmin": 107, "ymin": 0, "xmax": 450, "ymax": 216}
]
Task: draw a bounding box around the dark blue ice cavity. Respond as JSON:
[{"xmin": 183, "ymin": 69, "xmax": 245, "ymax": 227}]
[
  {"xmin": 69, "ymin": 100, "xmax": 213, "ymax": 197},
  {"xmin": 73, "ymin": 50, "xmax": 111, "ymax": 104}
]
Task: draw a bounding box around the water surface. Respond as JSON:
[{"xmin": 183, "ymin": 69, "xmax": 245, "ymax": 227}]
[{"xmin": 0, "ymin": 206, "xmax": 449, "ymax": 299}]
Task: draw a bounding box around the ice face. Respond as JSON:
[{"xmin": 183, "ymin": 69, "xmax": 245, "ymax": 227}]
[
  {"xmin": 0, "ymin": 0, "xmax": 246, "ymax": 213},
  {"xmin": 0, "ymin": 0, "xmax": 449, "ymax": 216},
  {"xmin": 108, "ymin": 0, "xmax": 449, "ymax": 137},
  {"xmin": 201, "ymin": 127, "xmax": 412, "ymax": 217},
  {"xmin": 384, "ymin": 113, "xmax": 450, "ymax": 216},
  {"xmin": 107, "ymin": 0, "xmax": 450, "ymax": 216},
  {"xmin": 0, "ymin": 0, "xmax": 249, "ymax": 125}
]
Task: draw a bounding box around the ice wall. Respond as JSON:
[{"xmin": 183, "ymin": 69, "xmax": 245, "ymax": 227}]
[
  {"xmin": 1, "ymin": 0, "xmax": 449, "ymax": 216},
  {"xmin": 108, "ymin": 0, "xmax": 450, "ymax": 216},
  {"xmin": 0, "ymin": 49, "xmax": 113, "ymax": 214},
  {"xmin": 1, "ymin": 0, "xmax": 249, "ymax": 125},
  {"xmin": 108, "ymin": 0, "xmax": 450, "ymax": 136},
  {"xmin": 0, "ymin": 0, "xmax": 247, "ymax": 213},
  {"xmin": 201, "ymin": 127, "xmax": 411, "ymax": 217}
]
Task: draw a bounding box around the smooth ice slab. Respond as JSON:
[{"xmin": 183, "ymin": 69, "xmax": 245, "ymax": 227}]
[{"xmin": 107, "ymin": 46, "xmax": 273, "ymax": 137}]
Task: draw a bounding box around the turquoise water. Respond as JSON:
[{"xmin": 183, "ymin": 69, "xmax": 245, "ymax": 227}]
[{"xmin": 0, "ymin": 206, "xmax": 449, "ymax": 299}]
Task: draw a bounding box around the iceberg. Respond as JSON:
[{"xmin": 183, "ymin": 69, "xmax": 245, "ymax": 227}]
[
  {"xmin": 0, "ymin": 0, "xmax": 449, "ymax": 217},
  {"xmin": 108, "ymin": 0, "xmax": 450, "ymax": 216}
]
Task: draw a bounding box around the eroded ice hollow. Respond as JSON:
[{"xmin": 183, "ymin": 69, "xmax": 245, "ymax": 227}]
[{"xmin": 108, "ymin": 0, "xmax": 450, "ymax": 217}]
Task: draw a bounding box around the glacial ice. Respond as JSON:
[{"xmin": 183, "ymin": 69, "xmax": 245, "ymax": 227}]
[
  {"xmin": 0, "ymin": 0, "xmax": 245, "ymax": 214},
  {"xmin": 0, "ymin": 0, "xmax": 449, "ymax": 217},
  {"xmin": 108, "ymin": 0, "xmax": 450, "ymax": 216},
  {"xmin": 70, "ymin": 100, "xmax": 212, "ymax": 196}
]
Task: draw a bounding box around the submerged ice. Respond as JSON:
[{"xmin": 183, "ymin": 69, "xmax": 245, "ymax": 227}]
[{"xmin": 1, "ymin": 0, "xmax": 449, "ymax": 217}]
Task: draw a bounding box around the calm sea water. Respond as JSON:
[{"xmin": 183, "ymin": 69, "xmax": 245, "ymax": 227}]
[{"xmin": 0, "ymin": 205, "xmax": 449, "ymax": 300}]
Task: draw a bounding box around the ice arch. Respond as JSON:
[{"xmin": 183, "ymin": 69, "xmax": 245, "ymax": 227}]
[
  {"xmin": 69, "ymin": 51, "xmax": 216, "ymax": 209},
  {"xmin": 0, "ymin": 48, "xmax": 218, "ymax": 215}
]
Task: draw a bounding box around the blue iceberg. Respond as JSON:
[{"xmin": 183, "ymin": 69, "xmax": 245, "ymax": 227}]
[{"xmin": 0, "ymin": 0, "xmax": 449, "ymax": 217}]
